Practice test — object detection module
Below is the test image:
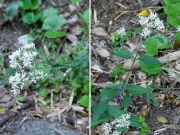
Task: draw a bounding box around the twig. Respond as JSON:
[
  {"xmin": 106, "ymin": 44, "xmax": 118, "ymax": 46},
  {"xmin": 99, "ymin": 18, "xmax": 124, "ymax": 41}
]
[{"xmin": 0, "ymin": 100, "xmax": 34, "ymax": 127}]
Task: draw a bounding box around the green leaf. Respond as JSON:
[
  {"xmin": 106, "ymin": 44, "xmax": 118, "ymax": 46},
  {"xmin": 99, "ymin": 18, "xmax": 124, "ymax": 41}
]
[
  {"xmin": 41, "ymin": 7, "xmax": 60, "ymax": 22},
  {"xmin": 42, "ymin": 15, "xmax": 67, "ymax": 31},
  {"xmin": 6, "ymin": 2, "xmax": 19, "ymax": 17},
  {"xmin": 155, "ymin": 35, "xmax": 170, "ymax": 49},
  {"xmin": 45, "ymin": 31, "xmax": 66, "ymax": 38},
  {"xmin": 93, "ymin": 100, "xmax": 108, "ymax": 116},
  {"xmin": 149, "ymin": 85, "xmax": 165, "ymax": 91},
  {"xmin": 100, "ymin": 82, "xmax": 127, "ymax": 100},
  {"xmin": 130, "ymin": 115, "xmax": 142, "ymax": 127},
  {"xmin": 91, "ymin": 112, "xmax": 111, "ymax": 127},
  {"xmin": 107, "ymin": 106, "xmax": 128, "ymax": 118},
  {"xmin": 17, "ymin": 95, "xmax": 25, "ymax": 103},
  {"xmin": 139, "ymin": 54, "xmax": 161, "ymax": 65},
  {"xmin": 139, "ymin": 61, "xmax": 161, "ymax": 74},
  {"xmin": 122, "ymin": 93, "xmax": 132, "ymax": 108},
  {"xmin": 18, "ymin": 0, "xmax": 41, "ymax": 10},
  {"xmin": 22, "ymin": 12, "xmax": 36, "ymax": 24},
  {"xmin": 127, "ymin": 85, "xmax": 149, "ymax": 95},
  {"xmin": 135, "ymin": 27, "xmax": 142, "ymax": 34},
  {"xmin": 77, "ymin": 95, "xmax": 89, "ymax": 107},
  {"xmin": 146, "ymin": 36, "xmax": 159, "ymax": 55},
  {"xmin": 149, "ymin": 90, "xmax": 158, "ymax": 106},
  {"xmin": 39, "ymin": 89, "xmax": 49, "ymax": 97},
  {"xmin": 176, "ymin": 32, "xmax": 180, "ymax": 40},
  {"xmin": 113, "ymin": 48, "xmax": 132, "ymax": 59},
  {"xmin": 71, "ymin": 0, "xmax": 82, "ymax": 4}
]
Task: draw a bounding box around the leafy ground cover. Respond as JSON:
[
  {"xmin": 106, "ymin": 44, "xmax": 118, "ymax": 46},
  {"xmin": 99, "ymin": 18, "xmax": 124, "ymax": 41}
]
[
  {"xmin": 0, "ymin": 0, "xmax": 89, "ymax": 134},
  {"xmin": 91, "ymin": 0, "xmax": 180, "ymax": 135}
]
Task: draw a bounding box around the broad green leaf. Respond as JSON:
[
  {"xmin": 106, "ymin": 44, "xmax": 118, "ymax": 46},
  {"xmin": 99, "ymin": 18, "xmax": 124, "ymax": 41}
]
[
  {"xmin": 113, "ymin": 48, "xmax": 132, "ymax": 59},
  {"xmin": 139, "ymin": 54, "xmax": 161, "ymax": 66},
  {"xmin": 107, "ymin": 106, "xmax": 128, "ymax": 118},
  {"xmin": 93, "ymin": 100, "xmax": 108, "ymax": 116},
  {"xmin": 42, "ymin": 15, "xmax": 67, "ymax": 31},
  {"xmin": 45, "ymin": 31, "xmax": 66, "ymax": 38},
  {"xmin": 6, "ymin": 2, "xmax": 19, "ymax": 17},
  {"xmin": 22, "ymin": 12, "xmax": 36, "ymax": 24},
  {"xmin": 149, "ymin": 90, "xmax": 159, "ymax": 106},
  {"xmin": 129, "ymin": 115, "xmax": 142, "ymax": 127},
  {"xmin": 127, "ymin": 85, "xmax": 149, "ymax": 95},
  {"xmin": 41, "ymin": 7, "xmax": 60, "ymax": 22},
  {"xmin": 122, "ymin": 93, "xmax": 131, "ymax": 108},
  {"xmin": 17, "ymin": 95, "xmax": 25, "ymax": 103},
  {"xmin": 18, "ymin": 0, "xmax": 41, "ymax": 10},
  {"xmin": 91, "ymin": 112, "xmax": 111, "ymax": 127},
  {"xmin": 135, "ymin": 27, "xmax": 142, "ymax": 34},
  {"xmin": 139, "ymin": 61, "xmax": 161, "ymax": 74},
  {"xmin": 155, "ymin": 35, "xmax": 170, "ymax": 49},
  {"xmin": 77, "ymin": 95, "xmax": 89, "ymax": 107},
  {"xmin": 100, "ymin": 82, "xmax": 127, "ymax": 100},
  {"xmin": 146, "ymin": 36, "xmax": 159, "ymax": 55}
]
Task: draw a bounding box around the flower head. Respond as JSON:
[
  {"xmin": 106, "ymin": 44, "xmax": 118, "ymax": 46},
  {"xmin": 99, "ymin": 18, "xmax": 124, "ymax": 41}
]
[
  {"xmin": 117, "ymin": 27, "xmax": 126, "ymax": 37},
  {"xmin": 177, "ymin": 26, "xmax": 180, "ymax": 32},
  {"xmin": 140, "ymin": 27, "xmax": 151, "ymax": 38},
  {"xmin": 18, "ymin": 35, "xmax": 29, "ymax": 45},
  {"xmin": 103, "ymin": 122, "xmax": 112, "ymax": 132}
]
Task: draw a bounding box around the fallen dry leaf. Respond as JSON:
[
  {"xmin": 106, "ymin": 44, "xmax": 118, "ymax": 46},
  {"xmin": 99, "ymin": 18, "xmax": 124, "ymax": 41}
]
[
  {"xmin": 35, "ymin": 109, "xmax": 44, "ymax": 115},
  {"xmin": 67, "ymin": 33, "xmax": 78, "ymax": 43},
  {"xmin": 156, "ymin": 116, "xmax": 168, "ymax": 124},
  {"xmin": 95, "ymin": 48, "xmax": 110, "ymax": 57},
  {"xmin": 91, "ymin": 27, "xmax": 108, "ymax": 36},
  {"xmin": 137, "ymin": 8, "xmax": 152, "ymax": 16}
]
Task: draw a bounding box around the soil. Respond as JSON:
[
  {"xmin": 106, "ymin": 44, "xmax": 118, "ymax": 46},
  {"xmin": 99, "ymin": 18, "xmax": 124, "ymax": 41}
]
[
  {"xmin": 91, "ymin": 0, "xmax": 180, "ymax": 135},
  {"xmin": 0, "ymin": 0, "xmax": 89, "ymax": 135}
]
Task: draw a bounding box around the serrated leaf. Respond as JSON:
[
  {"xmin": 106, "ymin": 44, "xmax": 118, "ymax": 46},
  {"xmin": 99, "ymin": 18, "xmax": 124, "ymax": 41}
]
[
  {"xmin": 139, "ymin": 54, "xmax": 161, "ymax": 65},
  {"xmin": 127, "ymin": 85, "xmax": 149, "ymax": 95},
  {"xmin": 41, "ymin": 7, "xmax": 60, "ymax": 22},
  {"xmin": 93, "ymin": 100, "xmax": 108, "ymax": 116},
  {"xmin": 139, "ymin": 61, "xmax": 161, "ymax": 74},
  {"xmin": 122, "ymin": 93, "xmax": 131, "ymax": 108},
  {"xmin": 113, "ymin": 49, "xmax": 132, "ymax": 59}
]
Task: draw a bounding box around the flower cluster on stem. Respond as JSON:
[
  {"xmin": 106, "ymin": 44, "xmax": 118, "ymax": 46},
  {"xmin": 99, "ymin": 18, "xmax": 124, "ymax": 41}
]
[
  {"xmin": 139, "ymin": 12, "xmax": 165, "ymax": 38},
  {"xmin": 103, "ymin": 113, "xmax": 131, "ymax": 135},
  {"xmin": 8, "ymin": 35, "xmax": 47, "ymax": 95}
]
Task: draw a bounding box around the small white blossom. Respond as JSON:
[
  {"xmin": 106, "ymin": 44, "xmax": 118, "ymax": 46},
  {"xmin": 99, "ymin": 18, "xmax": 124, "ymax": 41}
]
[
  {"xmin": 103, "ymin": 122, "xmax": 112, "ymax": 132},
  {"xmin": 112, "ymin": 131, "xmax": 121, "ymax": 135},
  {"xmin": 139, "ymin": 16, "xmax": 149, "ymax": 26},
  {"xmin": 154, "ymin": 18, "xmax": 165, "ymax": 31},
  {"xmin": 9, "ymin": 71, "xmax": 29, "ymax": 95},
  {"xmin": 149, "ymin": 12, "xmax": 157, "ymax": 20},
  {"xmin": 29, "ymin": 70, "xmax": 47, "ymax": 83},
  {"xmin": 177, "ymin": 26, "xmax": 180, "ymax": 32},
  {"xmin": 140, "ymin": 28, "xmax": 151, "ymax": 38},
  {"xmin": 18, "ymin": 35, "xmax": 29, "ymax": 45},
  {"xmin": 117, "ymin": 27, "xmax": 126, "ymax": 37}
]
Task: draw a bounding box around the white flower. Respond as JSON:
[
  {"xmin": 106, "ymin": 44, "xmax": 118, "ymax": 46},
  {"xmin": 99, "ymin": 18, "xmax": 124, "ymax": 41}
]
[
  {"xmin": 112, "ymin": 131, "xmax": 121, "ymax": 135},
  {"xmin": 140, "ymin": 28, "xmax": 151, "ymax": 38},
  {"xmin": 103, "ymin": 122, "xmax": 112, "ymax": 132},
  {"xmin": 154, "ymin": 18, "xmax": 165, "ymax": 31},
  {"xmin": 9, "ymin": 71, "xmax": 29, "ymax": 95},
  {"xmin": 139, "ymin": 16, "xmax": 149, "ymax": 26},
  {"xmin": 149, "ymin": 12, "xmax": 157, "ymax": 20},
  {"xmin": 18, "ymin": 35, "xmax": 28, "ymax": 45},
  {"xmin": 29, "ymin": 70, "xmax": 47, "ymax": 83},
  {"xmin": 177, "ymin": 26, "xmax": 180, "ymax": 32},
  {"xmin": 111, "ymin": 114, "xmax": 131, "ymax": 129},
  {"xmin": 117, "ymin": 27, "xmax": 126, "ymax": 37}
]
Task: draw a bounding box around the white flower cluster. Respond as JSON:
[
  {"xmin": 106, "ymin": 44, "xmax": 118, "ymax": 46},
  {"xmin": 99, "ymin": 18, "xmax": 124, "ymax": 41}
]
[
  {"xmin": 177, "ymin": 26, "xmax": 180, "ymax": 32},
  {"xmin": 103, "ymin": 114, "xmax": 131, "ymax": 135},
  {"xmin": 117, "ymin": 27, "xmax": 126, "ymax": 37},
  {"xmin": 139, "ymin": 12, "xmax": 165, "ymax": 38},
  {"xmin": 8, "ymin": 35, "xmax": 47, "ymax": 95}
]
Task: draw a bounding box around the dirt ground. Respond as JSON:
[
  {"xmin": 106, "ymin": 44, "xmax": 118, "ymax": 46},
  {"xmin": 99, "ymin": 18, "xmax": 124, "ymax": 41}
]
[
  {"xmin": 0, "ymin": 0, "xmax": 89, "ymax": 135},
  {"xmin": 91, "ymin": 0, "xmax": 180, "ymax": 135}
]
